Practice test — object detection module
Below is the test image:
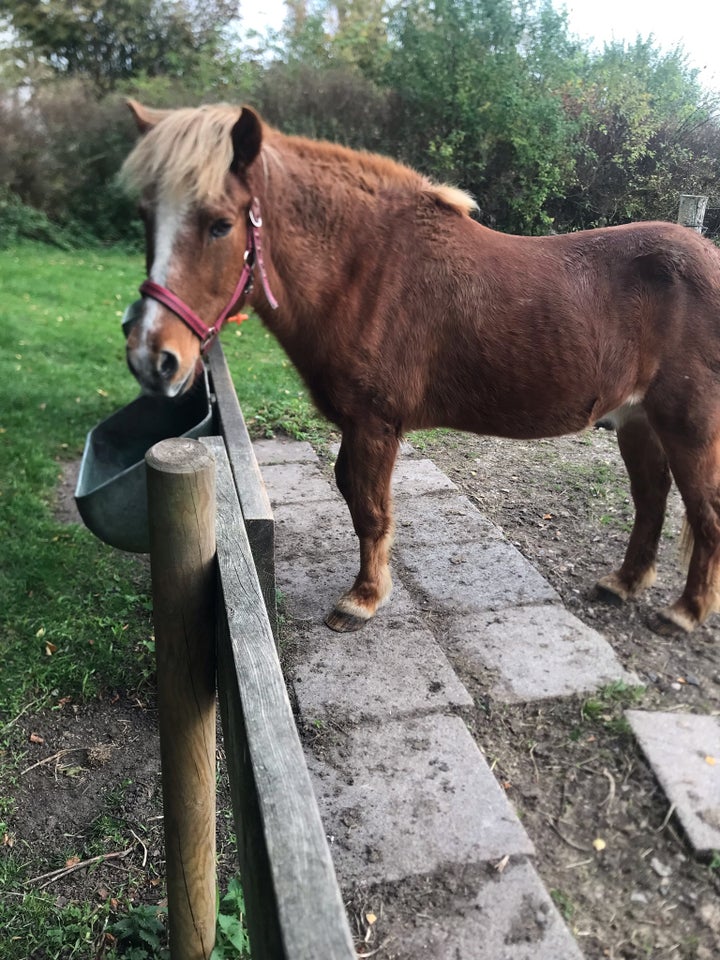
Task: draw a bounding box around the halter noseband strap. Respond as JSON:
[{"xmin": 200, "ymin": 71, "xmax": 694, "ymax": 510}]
[{"xmin": 139, "ymin": 198, "xmax": 278, "ymax": 353}]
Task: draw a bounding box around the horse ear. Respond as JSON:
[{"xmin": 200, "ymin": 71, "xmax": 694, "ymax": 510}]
[
  {"xmin": 126, "ymin": 99, "xmax": 171, "ymax": 135},
  {"xmin": 230, "ymin": 107, "xmax": 263, "ymax": 176}
]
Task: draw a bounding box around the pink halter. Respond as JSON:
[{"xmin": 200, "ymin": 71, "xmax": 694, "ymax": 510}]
[{"xmin": 139, "ymin": 198, "xmax": 278, "ymax": 352}]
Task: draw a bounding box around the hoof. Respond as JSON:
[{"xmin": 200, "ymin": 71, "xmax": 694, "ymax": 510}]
[
  {"xmin": 324, "ymin": 607, "xmax": 371, "ymax": 633},
  {"xmin": 595, "ymin": 567, "xmax": 656, "ymax": 606},
  {"xmin": 593, "ymin": 582, "xmax": 626, "ymax": 607},
  {"xmin": 649, "ymin": 606, "xmax": 696, "ymax": 636},
  {"xmin": 592, "ymin": 574, "xmax": 630, "ymax": 607}
]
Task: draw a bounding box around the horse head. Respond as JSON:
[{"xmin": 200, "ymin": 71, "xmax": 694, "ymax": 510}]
[{"xmin": 122, "ymin": 101, "xmax": 266, "ymax": 396}]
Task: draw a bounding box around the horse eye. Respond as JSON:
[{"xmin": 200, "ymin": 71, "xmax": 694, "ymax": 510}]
[{"xmin": 209, "ymin": 219, "xmax": 233, "ymax": 239}]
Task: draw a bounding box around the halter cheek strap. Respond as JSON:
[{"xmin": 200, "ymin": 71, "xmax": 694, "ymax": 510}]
[{"xmin": 139, "ymin": 198, "xmax": 278, "ymax": 353}]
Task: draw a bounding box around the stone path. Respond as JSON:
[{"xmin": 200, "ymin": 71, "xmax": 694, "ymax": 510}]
[{"xmin": 252, "ymin": 437, "xmax": 718, "ymax": 959}]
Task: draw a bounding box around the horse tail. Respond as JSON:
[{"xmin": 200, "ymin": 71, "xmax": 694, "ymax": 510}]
[{"xmin": 678, "ymin": 515, "xmax": 694, "ymax": 572}]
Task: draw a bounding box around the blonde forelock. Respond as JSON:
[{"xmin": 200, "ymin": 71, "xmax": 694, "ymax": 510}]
[{"xmin": 120, "ymin": 103, "xmax": 244, "ymax": 204}]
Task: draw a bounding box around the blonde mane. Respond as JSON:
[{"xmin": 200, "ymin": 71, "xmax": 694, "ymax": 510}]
[{"xmin": 120, "ymin": 103, "xmax": 476, "ymax": 216}]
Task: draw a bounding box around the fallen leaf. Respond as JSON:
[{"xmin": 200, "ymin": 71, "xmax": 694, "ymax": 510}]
[
  {"xmin": 45, "ymin": 641, "xmax": 57, "ymax": 656},
  {"xmin": 2, "ymin": 833, "xmax": 15, "ymax": 848},
  {"xmin": 35, "ymin": 626, "xmax": 45, "ymax": 639},
  {"xmin": 65, "ymin": 856, "xmax": 80, "ymax": 868},
  {"xmin": 96, "ymin": 389, "xmax": 108, "ymax": 397},
  {"xmin": 29, "ymin": 732, "xmax": 44, "ymax": 745}
]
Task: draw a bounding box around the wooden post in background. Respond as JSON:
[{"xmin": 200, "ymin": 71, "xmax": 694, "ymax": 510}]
[
  {"xmin": 146, "ymin": 438, "xmax": 217, "ymax": 960},
  {"xmin": 677, "ymin": 194, "xmax": 708, "ymax": 233}
]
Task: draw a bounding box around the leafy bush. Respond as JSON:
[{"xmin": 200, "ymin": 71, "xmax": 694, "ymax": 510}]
[
  {"xmin": 0, "ymin": 79, "xmax": 142, "ymax": 245},
  {"xmin": 0, "ymin": 188, "xmax": 71, "ymax": 247}
]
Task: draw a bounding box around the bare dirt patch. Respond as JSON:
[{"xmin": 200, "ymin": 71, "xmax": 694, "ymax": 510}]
[{"xmin": 3, "ymin": 657, "xmax": 236, "ymax": 958}]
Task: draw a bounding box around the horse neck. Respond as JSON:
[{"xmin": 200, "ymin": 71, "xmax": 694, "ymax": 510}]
[{"xmin": 251, "ymin": 136, "xmax": 416, "ymax": 330}]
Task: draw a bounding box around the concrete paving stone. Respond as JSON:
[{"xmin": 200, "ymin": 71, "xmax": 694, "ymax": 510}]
[
  {"xmin": 449, "ymin": 606, "xmax": 638, "ymax": 702},
  {"xmin": 292, "ymin": 621, "xmax": 473, "ymax": 724},
  {"xmin": 394, "ymin": 492, "xmax": 503, "ymax": 550},
  {"xmin": 273, "ymin": 498, "xmax": 358, "ymax": 558},
  {"xmin": 396, "ymin": 540, "xmax": 559, "ymax": 614},
  {"xmin": 276, "ymin": 552, "xmax": 418, "ymax": 626},
  {"xmin": 392, "ymin": 458, "xmax": 460, "ymax": 497},
  {"xmin": 626, "ymin": 710, "xmax": 720, "ymax": 854},
  {"xmin": 260, "ymin": 461, "xmax": 339, "ymax": 506},
  {"xmin": 382, "ymin": 859, "xmax": 584, "ymax": 960},
  {"xmin": 306, "ymin": 714, "xmax": 534, "ymax": 883},
  {"xmin": 252, "ymin": 438, "xmax": 319, "ymax": 465}
]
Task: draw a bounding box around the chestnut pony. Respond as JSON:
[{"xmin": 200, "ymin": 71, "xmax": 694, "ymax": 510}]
[{"xmin": 122, "ymin": 101, "xmax": 720, "ymax": 635}]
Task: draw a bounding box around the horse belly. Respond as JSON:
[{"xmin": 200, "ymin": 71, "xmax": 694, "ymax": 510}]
[{"xmin": 426, "ymin": 360, "xmax": 643, "ymax": 440}]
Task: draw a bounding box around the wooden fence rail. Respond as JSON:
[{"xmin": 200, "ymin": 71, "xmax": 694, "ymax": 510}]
[{"xmin": 145, "ymin": 350, "xmax": 354, "ymax": 959}]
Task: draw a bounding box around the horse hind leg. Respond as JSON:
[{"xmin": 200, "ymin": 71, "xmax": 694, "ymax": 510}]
[
  {"xmin": 596, "ymin": 405, "xmax": 671, "ymax": 604},
  {"xmin": 652, "ymin": 434, "xmax": 720, "ymax": 633},
  {"xmin": 324, "ymin": 425, "xmax": 398, "ymax": 633}
]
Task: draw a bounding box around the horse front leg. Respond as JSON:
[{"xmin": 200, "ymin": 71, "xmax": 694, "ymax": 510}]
[{"xmin": 325, "ymin": 425, "xmax": 399, "ymax": 633}]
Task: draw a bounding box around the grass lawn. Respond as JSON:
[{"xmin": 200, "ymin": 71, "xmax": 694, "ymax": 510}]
[{"xmin": 0, "ymin": 242, "xmax": 328, "ymax": 958}]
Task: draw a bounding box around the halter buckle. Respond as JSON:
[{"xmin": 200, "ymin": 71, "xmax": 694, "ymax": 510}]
[
  {"xmin": 200, "ymin": 326, "xmax": 217, "ymax": 351},
  {"xmin": 249, "ymin": 203, "xmax": 262, "ymax": 229}
]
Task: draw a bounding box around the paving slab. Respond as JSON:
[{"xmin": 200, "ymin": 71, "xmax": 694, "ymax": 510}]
[
  {"xmin": 396, "ymin": 540, "xmax": 559, "ymax": 613},
  {"xmin": 291, "ymin": 621, "xmax": 472, "ymax": 724},
  {"xmin": 275, "ymin": 552, "xmax": 418, "ymax": 625},
  {"xmin": 379, "ymin": 859, "xmax": 584, "ymax": 960},
  {"xmin": 306, "ymin": 714, "xmax": 534, "ymax": 883},
  {"xmin": 273, "ymin": 498, "xmax": 357, "ymax": 557},
  {"xmin": 253, "ymin": 438, "xmax": 319, "ymax": 464},
  {"xmin": 392, "ymin": 458, "xmax": 460, "ymax": 497},
  {"xmin": 260, "ymin": 461, "xmax": 338, "ymax": 506},
  {"xmin": 626, "ymin": 710, "xmax": 720, "ymax": 854},
  {"xmin": 449, "ymin": 606, "xmax": 638, "ymax": 702},
  {"xmin": 394, "ymin": 492, "xmax": 503, "ymax": 549}
]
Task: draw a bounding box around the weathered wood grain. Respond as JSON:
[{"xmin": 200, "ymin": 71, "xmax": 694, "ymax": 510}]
[
  {"xmin": 206, "ymin": 341, "xmax": 277, "ymax": 637},
  {"xmin": 203, "ymin": 437, "xmax": 355, "ymax": 960},
  {"xmin": 146, "ymin": 438, "xmax": 217, "ymax": 960}
]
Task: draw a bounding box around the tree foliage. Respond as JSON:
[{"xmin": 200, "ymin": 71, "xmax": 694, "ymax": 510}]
[
  {"xmin": 0, "ymin": 0, "xmax": 240, "ymax": 90},
  {"xmin": 1, "ymin": 0, "xmax": 719, "ymax": 243}
]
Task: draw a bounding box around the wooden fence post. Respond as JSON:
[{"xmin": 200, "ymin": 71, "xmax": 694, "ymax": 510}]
[
  {"xmin": 146, "ymin": 438, "xmax": 217, "ymax": 960},
  {"xmin": 677, "ymin": 194, "xmax": 708, "ymax": 233}
]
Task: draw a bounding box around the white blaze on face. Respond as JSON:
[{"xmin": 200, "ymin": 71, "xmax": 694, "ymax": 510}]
[{"xmin": 135, "ymin": 195, "xmax": 190, "ymax": 363}]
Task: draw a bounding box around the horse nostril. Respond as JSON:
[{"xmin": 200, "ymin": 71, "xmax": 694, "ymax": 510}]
[{"xmin": 158, "ymin": 350, "xmax": 180, "ymax": 381}]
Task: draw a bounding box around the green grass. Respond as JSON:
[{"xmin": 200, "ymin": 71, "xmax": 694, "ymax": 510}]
[
  {"xmin": 0, "ymin": 244, "xmax": 155, "ymax": 722},
  {"xmin": 0, "ymin": 242, "xmax": 326, "ymax": 723},
  {"xmin": 0, "ymin": 241, "xmax": 323, "ymax": 959}
]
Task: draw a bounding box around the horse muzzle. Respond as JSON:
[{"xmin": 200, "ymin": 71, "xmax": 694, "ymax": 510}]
[{"xmin": 122, "ymin": 298, "xmax": 200, "ymax": 397}]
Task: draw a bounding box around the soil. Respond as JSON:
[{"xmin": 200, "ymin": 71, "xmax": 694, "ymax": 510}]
[{"xmin": 5, "ymin": 430, "xmax": 720, "ymax": 959}]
